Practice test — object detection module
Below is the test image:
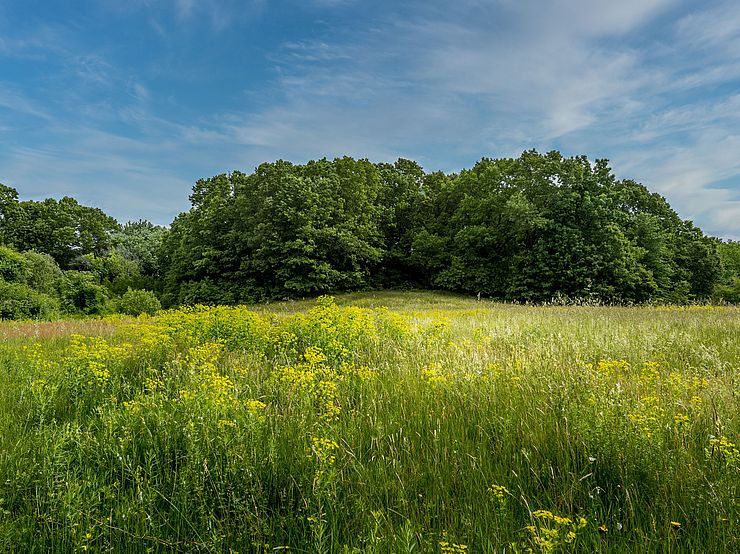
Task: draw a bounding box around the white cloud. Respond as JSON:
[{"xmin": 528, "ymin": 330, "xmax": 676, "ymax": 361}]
[
  {"xmin": 1, "ymin": 128, "xmax": 195, "ymax": 225},
  {"xmin": 227, "ymin": 0, "xmax": 739, "ymax": 238},
  {"xmin": 675, "ymin": 1, "xmax": 740, "ymax": 53},
  {"xmin": 271, "ymin": 41, "xmax": 353, "ymax": 63},
  {"xmin": 0, "ymin": 84, "xmax": 53, "ymax": 120},
  {"xmin": 2, "ymin": 0, "xmax": 739, "ymax": 239},
  {"xmin": 308, "ymin": 0, "xmax": 357, "ymax": 7},
  {"xmin": 608, "ymin": 123, "xmax": 740, "ymax": 239},
  {"xmin": 175, "ymin": 0, "xmax": 196, "ymax": 20},
  {"xmin": 231, "ymin": 0, "xmax": 668, "ymax": 161},
  {"xmin": 171, "ymin": 0, "xmax": 266, "ymax": 29}
]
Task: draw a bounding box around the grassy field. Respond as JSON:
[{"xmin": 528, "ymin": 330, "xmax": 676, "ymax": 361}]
[{"xmin": 0, "ymin": 292, "xmax": 737, "ymax": 552}]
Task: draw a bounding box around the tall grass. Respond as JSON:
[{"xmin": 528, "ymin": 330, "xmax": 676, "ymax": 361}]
[{"xmin": 0, "ymin": 293, "xmax": 737, "ymax": 552}]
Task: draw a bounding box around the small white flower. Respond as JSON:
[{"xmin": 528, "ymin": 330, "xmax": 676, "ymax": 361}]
[{"xmin": 588, "ymin": 456, "xmax": 596, "ymax": 463}]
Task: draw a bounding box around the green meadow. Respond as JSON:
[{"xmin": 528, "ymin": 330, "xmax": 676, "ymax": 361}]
[{"xmin": 0, "ymin": 292, "xmax": 737, "ymax": 552}]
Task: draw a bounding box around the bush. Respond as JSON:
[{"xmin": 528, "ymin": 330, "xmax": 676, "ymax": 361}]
[
  {"xmin": 118, "ymin": 288, "xmax": 161, "ymax": 316},
  {"xmin": 0, "ymin": 281, "xmax": 58, "ymax": 320},
  {"xmin": 59, "ymin": 271, "xmax": 113, "ymax": 315},
  {"xmin": 0, "ymin": 245, "xmax": 28, "ymax": 282},
  {"xmin": 714, "ymin": 276, "xmax": 740, "ymax": 304},
  {"xmin": 22, "ymin": 250, "xmax": 63, "ymax": 294}
]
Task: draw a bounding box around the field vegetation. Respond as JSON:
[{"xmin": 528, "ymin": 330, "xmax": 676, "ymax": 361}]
[{"xmin": 0, "ymin": 292, "xmax": 737, "ymax": 552}]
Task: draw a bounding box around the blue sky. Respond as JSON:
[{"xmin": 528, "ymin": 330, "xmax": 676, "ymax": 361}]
[{"xmin": 1, "ymin": 0, "xmax": 739, "ymax": 240}]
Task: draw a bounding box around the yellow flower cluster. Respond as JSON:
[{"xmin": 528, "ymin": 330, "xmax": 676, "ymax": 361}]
[
  {"xmin": 593, "ymin": 359, "xmax": 630, "ymax": 376},
  {"xmin": 118, "ymin": 323, "xmax": 175, "ymax": 356},
  {"xmin": 340, "ymin": 362, "xmax": 377, "ymax": 381},
  {"xmin": 673, "ymin": 413, "xmax": 690, "ymax": 426},
  {"xmin": 22, "ymin": 343, "xmax": 55, "ymax": 372},
  {"xmin": 424, "ymin": 317, "xmax": 450, "ymax": 343},
  {"xmin": 303, "ymin": 345, "xmax": 327, "ymax": 365},
  {"xmin": 707, "ymin": 436, "xmax": 739, "ymax": 467},
  {"xmin": 122, "ymin": 399, "xmax": 142, "ymax": 415},
  {"xmin": 439, "ymin": 540, "xmax": 468, "ymax": 553},
  {"xmin": 310, "ymin": 436, "xmax": 339, "ymax": 465},
  {"xmin": 30, "ymin": 378, "xmax": 54, "ymax": 400},
  {"xmin": 588, "ymin": 359, "xmax": 712, "ymax": 440},
  {"xmin": 421, "ymin": 363, "xmax": 451, "ymax": 386},
  {"xmin": 143, "ymin": 375, "xmax": 164, "ymax": 392},
  {"xmin": 244, "ymin": 399, "xmax": 267, "ymax": 414},
  {"xmin": 628, "ymin": 395, "xmax": 665, "ymax": 439},
  {"xmin": 375, "ymin": 306, "xmax": 412, "ymax": 338},
  {"xmin": 155, "ymin": 304, "xmax": 271, "ymax": 352},
  {"xmin": 178, "ymin": 344, "xmax": 237, "ymax": 410},
  {"xmin": 488, "ymin": 483, "xmax": 510, "ymax": 502},
  {"xmin": 280, "ymin": 296, "xmax": 380, "ymax": 363},
  {"xmin": 526, "ymin": 510, "xmax": 587, "ymax": 553},
  {"xmin": 275, "ymin": 347, "xmax": 342, "ymax": 421},
  {"xmin": 66, "ymin": 334, "xmax": 128, "ymax": 390}
]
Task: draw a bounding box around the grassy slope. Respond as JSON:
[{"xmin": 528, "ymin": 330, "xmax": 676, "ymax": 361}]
[{"xmin": 0, "ymin": 292, "xmax": 737, "ymax": 552}]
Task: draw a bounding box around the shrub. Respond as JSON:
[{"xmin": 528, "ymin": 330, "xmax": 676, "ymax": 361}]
[
  {"xmin": 714, "ymin": 276, "xmax": 740, "ymax": 304},
  {"xmin": 118, "ymin": 288, "xmax": 161, "ymax": 316},
  {"xmin": 0, "ymin": 245, "xmax": 28, "ymax": 282},
  {"xmin": 0, "ymin": 281, "xmax": 58, "ymax": 319},
  {"xmin": 59, "ymin": 271, "xmax": 113, "ymax": 315},
  {"xmin": 22, "ymin": 250, "xmax": 63, "ymax": 294}
]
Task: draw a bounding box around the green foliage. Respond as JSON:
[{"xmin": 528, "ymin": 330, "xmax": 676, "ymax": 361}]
[
  {"xmin": 159, "ymin": 151, "xmax": 727, "ymax": 305},
  {"xmin": 1, "ymin": 195, "xmax": 119, "ymax": 268},
  {"xmin": 0, "ymin": 246, "xmax": 63, "ymax": 320},
  {"xmin": 0, "ymin": 281, "xmax": 58, "ymax": 319},
  {"xmin": 22, "ymin": 250, "xmax": 64, "ymax": 295},
  {"xmin": 59, "ymin": 271, "xmax": 113, "ymax": 315},
  {"xmin": 117, "ymin": 288, "xmax": 161, "ymax": 316},
  {"xmin": 162, "ymin": 158, "xmax": 386, "ymax": 305},
  {"xmin": 0, "ymin": 293, "xmax": 738, "ymax": 550},
  {"xmin": 111, "ymin": 220, "xmax": 167, "ymax": 277},
  {"xmin": 3, "ymin": 152, "xmax": 731, "ymax": 306},
  {"xmin": 0, "ymin": 245, "xmax": 28, "ymax": 282},
  {"xmin": 717, "ymin": 240, "xmax": 740, "ymax": 277},
  {"xmin": 714, "ymin": 241, "xmax": 740, "ymax": 302},
  {"xmin": 714, "ymin": 276, "xmax": 740, "ymax": 304},
  {"xmin": 0, "ymin": 183, "xmax": 21, "ymax": 245}
]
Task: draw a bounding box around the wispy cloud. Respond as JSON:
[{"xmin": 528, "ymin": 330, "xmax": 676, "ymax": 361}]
[
  {"xmin": 1, "ymin": 127, "xmax": 195, "ymax": 225},
  {"xmin": 675, "ymin": 1, "xmax": 740, "ymax": 53},
  {"xmin": 216, "ymin": 0, "xmax": 662, "ymax": 162},
  {"xmin": 307, "ymin": 0, "xmax": 357, "ymax": 7},
  {"xmin": 271, "ymin": 41, "xmax": 353, "ymax": 63},
  {"xmin": 0, "ymin": 84, "xmax": 53, "ymax": 120},
  {"xmin": 172, "ymin": 0, "xmax": 266, "ymax": 29},
  {"xmin": 217, "ymin": 0, "xmax": 739, "ymax": 238},
  {"xmin": 1, "ymin": 0, "xmax": 738, "ymax": 238}
]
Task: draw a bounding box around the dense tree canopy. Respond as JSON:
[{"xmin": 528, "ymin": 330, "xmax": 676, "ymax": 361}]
[
  {"xmin": 0, "ymin": 183, "xmax": 163, "ymax": 318},
  {"xmin": 1, "ymin": 150, "xmax": 736, "ymax": 319},
  {"xmin": 0, "ymin": 186, "xmax": 119, "ymax": 268},
  {"xmin": 159, "ymin": 151, "xmax": 726, "ymax": 306},
  {"xmin": 160, "ymin": 158, "xmax": 388, "ymax": 305}
]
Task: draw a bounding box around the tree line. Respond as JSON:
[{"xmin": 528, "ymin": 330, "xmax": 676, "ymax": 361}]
[
  {"xmin": 1, "ymin": 150, "xmax": 739, "ymax": 318},
  {"xmin": 0, "ymin": 183, "xmax": 164, "ymax": 318}
]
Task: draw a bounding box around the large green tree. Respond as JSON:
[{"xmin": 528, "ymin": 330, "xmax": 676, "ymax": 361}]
[
  {"xmin": 157, "ymin": 151, "xmax": 725, "ymax": 305},
  {"xmin": 1, "ymin": 194, "xmax": 119, "ymax": 268},
  {"xmin": 162, "ymin": 158, "xmax": 388, "ymax": 305}
]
